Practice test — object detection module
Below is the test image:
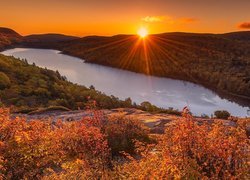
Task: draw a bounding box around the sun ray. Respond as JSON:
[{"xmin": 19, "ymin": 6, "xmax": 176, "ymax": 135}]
[
  {"xmin": 84, "ymin": 36, "xmax": 134, "ymax": 53},
  {"xmin": 142, "ymin": 39, "xmax": 150, "ymax": 74},
  {"xmin": 148, "ymin": 36, "xmax": 198, "ymax": 83},
  {"xmin": 119, "ymin": 37, "xmax": 142, "ymax": 69}
]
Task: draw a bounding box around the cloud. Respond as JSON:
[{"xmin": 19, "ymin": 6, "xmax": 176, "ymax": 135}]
[
  {"xmin": 141, "ymin": 16, "xmax": 166, "ymax": 23},
  {"xmin": 141, "ymin": 16, "xmax": 198, "ymax": 25},
  {"xmin": 180, "ymin": 18, "xmax": 198, "ymax": 23},
  {"xmin": 238, "ymin": 22, "xmax": 250, "ymax": 29}
]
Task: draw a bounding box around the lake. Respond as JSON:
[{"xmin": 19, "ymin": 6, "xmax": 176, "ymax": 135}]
[{"xmin": 1, "ymin": 48, "xmax": 249, "ymax": 116}]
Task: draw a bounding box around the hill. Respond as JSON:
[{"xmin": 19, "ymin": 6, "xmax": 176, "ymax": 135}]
[
  {"xmin": 58, "ymin": 32, "xmax": 250, "ymax": 102},
  {"xmin": 22, "ymin": 33, "xmax": 79, "ymax": 48},
  {"xmin": 0, "ymin": 54, "xmax": 135, "ymax": 112},
  {"xmin": 0, "ymin": 27, "xmax": 79, "ymax": 50},
  {"xmin": 221, "ymin": 31, "xmax": 250, "ymax": 41},
  {"xmin": 0, "ymin": 27, "xmax": 22, "ymax": 51}
]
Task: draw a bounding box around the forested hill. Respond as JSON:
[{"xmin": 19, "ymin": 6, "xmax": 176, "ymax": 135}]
[
  {"xmin": 0, "ymin": 28, "xmax": 78, "ymax": 49},
  {"xmin": 0, "ymin": 54, "xmax": 136, "ymax": 112},
  {"xmin": 0, "ymin": 27, "xmax": 22, "ymax": 51},
  {"xmin": 220, "ymin": 31, "xmax": 250, "ymax": 41},
  {"xmin": 22, "ymin": 33, "xmax": 79, "ymax": 48}
]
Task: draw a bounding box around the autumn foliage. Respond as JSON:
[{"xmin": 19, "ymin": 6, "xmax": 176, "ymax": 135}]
[
  {"xmin": 115, "ymin": 114, "xmax": 249, "ymax": 179},
  {"xmin": 0, "ymin": 108, "xmax": 109, "ymax": 179},
  {"xmin": 0, "ymin": 107, "xmax": 249, "ymax": 179}
]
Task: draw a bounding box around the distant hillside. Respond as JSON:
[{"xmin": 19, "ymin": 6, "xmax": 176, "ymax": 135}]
[
  {"xmin": 0, "ymin": 27, "xmax": 22, "ymax": 51},
  {"xmin": 0, "ymin": 27, "xmax": 79, "ymax": 50},
  {"xmin": 22, "ymin": 33, "xmax": 79, "ymax": 48},
  {"xmin": 221, "ymin": 31, "xmax": 250, "ymax": 41},
  {"xmin": 59, "ymin": 32, "xmax": 250, "ymax": 101}
]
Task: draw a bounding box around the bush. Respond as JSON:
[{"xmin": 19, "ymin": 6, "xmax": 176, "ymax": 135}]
[
  {"xmin": 139, "ymin": 101, "xmax": 181, "ymax": 115},
  {"xmin": 140, "ymin": 101, "xmax": 158, "ymax": 112},
  {"xmin": 103, "ymin": 115, "xmax": 150, "ymax": 155},
  {"xmin": 214, "ymin": 110, "xmax": 230, "ymax": 119},
  {"xmin": 1, "ymin": 107, "xmax": 248, "ymax": 179},
  {"xmin": 0, "ymin": 108, "xmax": 109, "ymax": 179},
  {"xmin": 0, "ymin": 101, "xmax": 4, "ymax": 108},
  {"xmin": 115, "ymin": 115, "xmax": 249, "ymax": 179},
  {"xmin": 82, "ymin": 110, "xmax": 151, "ymax": 156}
]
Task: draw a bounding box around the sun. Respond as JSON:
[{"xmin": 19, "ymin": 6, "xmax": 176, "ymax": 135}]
[{"xmin": 137, "ymin": 27, "xmax": 148, "ymax": 38}]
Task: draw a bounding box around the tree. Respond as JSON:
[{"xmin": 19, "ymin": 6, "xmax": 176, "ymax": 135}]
[
  {"xmin": 89, "ymin": 85, "xmax": 95, "ymax": 90},
  {"xmin": 214, "ymin": 110, "xmax": 230, "ymax": 119},
  {"xmin": 140, "ymin": 101, "xmax": 158, "ymax": 112},
  {"xmin": 124, "ymin": 97, "xmax": 132, "ymax": 107}
]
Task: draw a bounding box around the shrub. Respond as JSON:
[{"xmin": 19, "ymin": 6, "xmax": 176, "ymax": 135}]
[
  {"xmin": 201, "ymin": 113, "xmax": 209, "ymax": 118},
  {"xmin": 0, "ymin": 108, "xmax": 109, "ymax": 179},
  {"xmin": 214, "ymin": 110, "xmax": 230, "ymax": 119},
  {"xmin": 0, "ymin": 107, "xmax": 249, "ymax": 179},
  {"xmin": 115, "ymin": 115, "xmax": 249, "ymax": 179},
  {"xmin": 0, "ymin": 101, "xmax": 4, "ymax": 108},
  {"xmin": 103, "ymin": 115, "xmax": 150, "ymax": 155},
  {"xmin": 82, "ymin": 110, "xmax": 151, "ymax": 156},
  {"xmin": 140, "ymin": 101, "xmax": 158, "ymax": 112},
  {"xmin": 159, "ymin": 107, "xmax": 181, "ymax": 116}
]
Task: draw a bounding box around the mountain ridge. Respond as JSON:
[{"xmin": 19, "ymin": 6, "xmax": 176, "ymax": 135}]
[{"xmin": 0, "ymin": 27, "xmax": 22, "ymax": 50}]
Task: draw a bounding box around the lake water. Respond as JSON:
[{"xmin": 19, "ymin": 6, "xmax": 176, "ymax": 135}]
[{"xmin": 1, "ymin": 48, "xmax": 249, "ymax": 116}]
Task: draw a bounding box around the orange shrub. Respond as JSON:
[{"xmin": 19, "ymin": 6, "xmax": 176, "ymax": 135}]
[
  {"xmin": 115, "ymin": 115, "xmax": 249, "ymax": 179},
  {"xmin": 83, "ymin": 109, "xmax": 151, "ymax": 156},
  {"xmin": 103, "ymin": 115, "xmax": 150, "ymax": 156},
  {"xmin": 0, "ymin": 107, "xmax": 249, "ymax": 179},
  {"xmin": 0, "ymin": 108, "xmax": 109, "ymax": 179}
]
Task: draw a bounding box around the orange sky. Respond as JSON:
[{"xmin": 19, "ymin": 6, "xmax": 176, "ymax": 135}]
[{"xmin": 1, "ymin": 0, "xmax": 250, "ymax": 36}]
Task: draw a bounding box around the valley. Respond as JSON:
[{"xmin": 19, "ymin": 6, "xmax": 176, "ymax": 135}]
[{"xmin": 1, "ymin": 27, "xmax": 250, "ymax": 107}]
